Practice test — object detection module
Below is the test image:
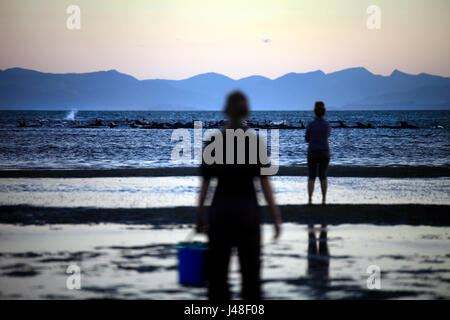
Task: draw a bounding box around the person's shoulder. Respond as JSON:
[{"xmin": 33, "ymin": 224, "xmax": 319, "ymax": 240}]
[{"xmin": 319, "ymin": 118, "xmax": 330, "ymax": 125}]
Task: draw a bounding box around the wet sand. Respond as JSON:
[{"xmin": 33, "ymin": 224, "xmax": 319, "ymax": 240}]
[
  {"xmin": 0, "ymin": 204, "xmax": 449, "ymax": 226},
  {"xmin": 1, "ymin": 177, "xmax": 448, "ymax": 208},
  {"xmin": 0, "ymin": 165, "xmax": 448, "ymax": 178},
  {"xmin": 0, "ymin": 167, "xmax": 448, "ymax": 300},
  {"xmin": 0, "ymin": 223, "xmax": 449, "ymax": 299}
]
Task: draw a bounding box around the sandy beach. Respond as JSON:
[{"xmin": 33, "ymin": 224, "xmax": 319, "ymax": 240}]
[
  {"xmin": 0, "ymin": 223, "xmax": 449, "ymax": 299},
  {"xmin": 0, "ymin": 166, "xmax": 449, "ymax": 300}
]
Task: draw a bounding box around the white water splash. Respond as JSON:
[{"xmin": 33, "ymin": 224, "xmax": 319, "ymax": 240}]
[{"xmin": 65, "ymin": 110, "xmax": 78, "ymax": 121}]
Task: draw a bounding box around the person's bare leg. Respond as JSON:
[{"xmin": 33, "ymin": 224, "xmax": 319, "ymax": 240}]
[
  {"xmin": 320, "ymin": 179, "xmax": 328, "ymax": 205},
  {"xmin": 308, "ymin": 179, "xmax": 315, "ymax": 205}
]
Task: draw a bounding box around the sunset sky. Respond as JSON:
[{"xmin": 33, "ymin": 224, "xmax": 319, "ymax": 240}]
[{"xmin": 1, "ymin": 0, "xmax": 449, "ymax": 80}]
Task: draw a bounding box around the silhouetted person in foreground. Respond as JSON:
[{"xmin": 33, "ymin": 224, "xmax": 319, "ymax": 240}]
[
  {"xmin": 305, "ymin": 101, "xmax": 331, "ymax": 205},
  {"xmin": 196, "ymin": 91, "xmax": 281, "ymax": 300}
]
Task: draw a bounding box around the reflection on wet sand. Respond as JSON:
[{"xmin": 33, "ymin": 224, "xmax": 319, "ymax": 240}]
[
  {"xmin": 0, "ymin": 223, "xmax": 449, "ymax": 299},
  {"xmin": 306, "ymin": 224, "xmax": 330, "ymax": 296}
]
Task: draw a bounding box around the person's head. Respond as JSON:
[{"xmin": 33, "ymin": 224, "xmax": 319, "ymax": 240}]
[
  {"xmin": 224, "ymin": 91, "xmax": 249, "ymax": 126},
  {"xmin": 314, "ymin": 101, "xmax": 326, "ymax": 118}
]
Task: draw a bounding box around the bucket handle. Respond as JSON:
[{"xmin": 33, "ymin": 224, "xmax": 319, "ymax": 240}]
[{"xmin": 184, "ymin": 231, "xmax": 207, "ymax": 242}]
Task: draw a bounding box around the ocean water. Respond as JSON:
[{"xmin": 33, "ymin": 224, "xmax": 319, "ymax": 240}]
[{"xmin": 0, "ymin": 110, "xmax": 449, "ymax": 169}]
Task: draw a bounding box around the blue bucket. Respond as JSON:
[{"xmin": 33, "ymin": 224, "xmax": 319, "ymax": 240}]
[{"xmin": 177, "ymin": 241, "xmax": 207, "ymax": 286}]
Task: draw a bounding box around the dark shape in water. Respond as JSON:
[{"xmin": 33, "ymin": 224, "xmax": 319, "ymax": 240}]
[
  {"xmin": 330, "ymin": 120, "xmax": 350, "ymax": 128},
  {"xmin": 430, "ymin": 121, "xmax": 440, "ymax": 129},
  {"xmin": 14, "ymin": 116, "xmax": 439, "ymax": 130},
  {"xmin": 379, "ymin": 121, "xmax": 419, "ymax": 129},
  {"xmin": 355, "ymin": 122, "xmax": 368, "ymax": 129},
  {"xmin": 298, "ymin": 120, "xmax": 305, "ymax": 129},
  {"xmin": 400, "ymin": 121, "xmax": 419, "ymax": 129},
  {"xmin": 135, "ymin": 119, "xmax": 150, "ymax": 126},
  {"xmin": 17, "ymin": 120, "xmax": 43, "ymax": 128},
  {"xmin": 94, "ymin": 119, "xmax": 104, "ymax": 126}
]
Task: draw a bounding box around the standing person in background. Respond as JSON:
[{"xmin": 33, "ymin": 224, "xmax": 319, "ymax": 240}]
[
  {"xmin": 305, "ymin": 101, "xmax": 331, "ymax": 205},
  {"xmin": 196, "ymin": 91, "xmax": 281, "ymax": 301}
]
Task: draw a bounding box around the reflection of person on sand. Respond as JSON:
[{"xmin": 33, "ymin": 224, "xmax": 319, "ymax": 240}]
[
  {"xmin": 305, "ymin": 101, "xmax": 331, "ymax": 205},
  {"xmin": 307, "ymin": 224, "xmax": 330, "ymax": 289},
  {"xmin": 196, "ymin": 91, "xmax": 282, "ymax": 301}
]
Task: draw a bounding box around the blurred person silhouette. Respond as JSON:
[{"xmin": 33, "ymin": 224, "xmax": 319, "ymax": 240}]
[
  {"xmin": 196, "ymin": 91, "xmax": 281, "ymax": 300},
  {"xmin": 305, "ymin": 101, "xmax": 331, "ymax": 205}
]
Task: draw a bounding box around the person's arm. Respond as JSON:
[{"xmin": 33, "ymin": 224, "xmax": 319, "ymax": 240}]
[
  {"xmin": 305, "ymin": 124, "xmax": 310, "ymax": 142},
  {"xmin": 260, "ymin": 176, "xmax": 282, "ymax": 239},
  {"xmin": 196, "ymin": 177, "xmax": 210, "ymax": 233}
]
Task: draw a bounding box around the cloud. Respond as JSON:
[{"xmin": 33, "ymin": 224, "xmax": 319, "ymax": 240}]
[{"xmin": 262, "ymin": 38, "xmax": 272, "ymax": 43}]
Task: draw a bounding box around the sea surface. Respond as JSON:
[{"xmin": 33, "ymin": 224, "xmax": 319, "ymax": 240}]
[{"xmin": 0, "ymin": 110, "xmax": 449, "ymax": 169}]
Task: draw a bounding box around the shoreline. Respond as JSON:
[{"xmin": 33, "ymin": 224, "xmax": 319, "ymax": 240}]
[
  {"xmin": 1, "ymin": 204, "xmax": 449, "ymax": 226},
  {"xmin": 0, "ymin": 165, "xmax": 449, "ymax": 178}
]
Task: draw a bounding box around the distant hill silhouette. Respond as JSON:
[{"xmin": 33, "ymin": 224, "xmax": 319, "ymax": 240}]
[{"xmin": 0, "ymin": 67, "xmax": 449, "ymax": 110}]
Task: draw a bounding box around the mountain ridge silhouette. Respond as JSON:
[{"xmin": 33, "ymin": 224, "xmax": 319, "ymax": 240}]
[{"xmin": 1, "ymin": 67, "xmax": 449, "ymax": 110}]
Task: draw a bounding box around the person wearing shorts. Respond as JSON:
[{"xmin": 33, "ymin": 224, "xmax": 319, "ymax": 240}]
[{"xmin": 305, "ymin": 101, "xmax": 331, "ymax": 205}]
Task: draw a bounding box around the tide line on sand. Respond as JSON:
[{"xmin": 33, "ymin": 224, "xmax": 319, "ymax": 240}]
[
  {"xmin": 0, "ymin": 204, "xmax": 448, "ymax": 226},
  {"xmin": 0, "ymin": 166, "xmax": 448, "ymax": 178}
]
